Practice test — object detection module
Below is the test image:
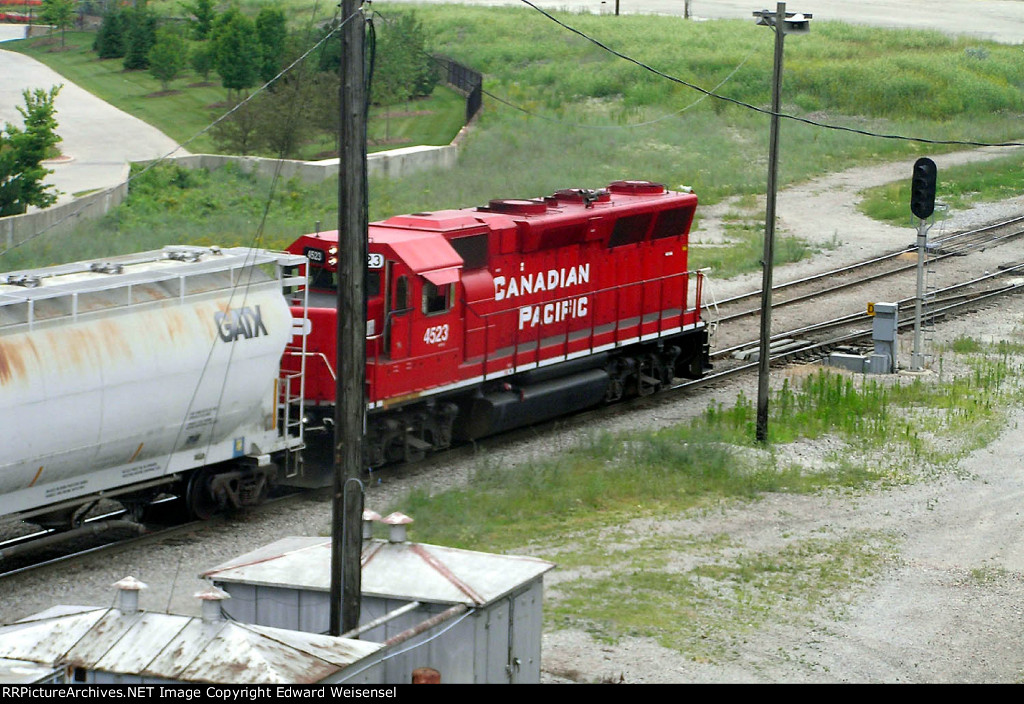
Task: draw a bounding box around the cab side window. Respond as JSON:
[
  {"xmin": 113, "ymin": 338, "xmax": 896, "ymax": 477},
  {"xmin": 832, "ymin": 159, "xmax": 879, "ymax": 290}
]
[
  {"xmin": 393, "ymin": 275, "xmax": 409, "ymax": 312},
  {"xmin": 422, "ymin": 281, "xmax": 452, "ymax": 315}
]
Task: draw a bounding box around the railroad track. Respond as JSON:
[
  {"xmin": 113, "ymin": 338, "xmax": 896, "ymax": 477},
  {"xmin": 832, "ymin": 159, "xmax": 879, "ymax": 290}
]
[
  {"xmin": 686, "ymin": 269, "xmax": 1024, "ymax": 391},
  {"xmin": 6, "ymin": 215, "xmax": 1024, "ymax": 579},
  {"xmin": 707, "ymin": 215, "xmax": 1024, "ymax": 325},
  {"xmin": 0, "ymin": 490, "xmax": 311, "ymax": 579}
]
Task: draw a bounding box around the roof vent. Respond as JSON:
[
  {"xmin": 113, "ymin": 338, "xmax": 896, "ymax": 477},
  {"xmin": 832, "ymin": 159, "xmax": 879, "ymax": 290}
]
[
  {"xmin": 164, "ymin": 249, "xmax": 202, "ymax": 262},
  {"xmin": 486, "ymin": 199, "xmax": 548, "ymax": 216},
  {"xmin": 382, "ymin": 512, "xmax": 413, "ymax": 543},
  {"xmin": 607, "ymin": 180, "xmax": 666, "ymax": 195},
  {"xmin": 195, "ymin": 584, "xmax": 231, "ymax": 623},
  {"xmin": 89, "ymin": 262, "xmax": 124, "ymax": 275},
  {"xmin": 549, "ymin": 188, "xmax": 611, "ymax": 206},
  {"xmin": 112, "ymin": 576, "xmax": 148, "ymax": 614},
  {"xmin": 363, "ymin": 509, "xmax": 382, "ymax": 540},
  {"xmin": 3, "ymin": 274, "xmax": 41, "ymax": 288}
]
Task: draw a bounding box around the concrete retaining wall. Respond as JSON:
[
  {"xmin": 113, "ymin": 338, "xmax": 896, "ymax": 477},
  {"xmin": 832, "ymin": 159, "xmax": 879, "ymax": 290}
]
[
  {"xmin": 163, "ymin": 143, "xmax": 459, "ymax": 184},
  {"xmin": 0, "ymin": 142, "xmax": 458, "ymax": 255},
  {"xmin": 1, "ymin": 180, "xmax": 128, "ymax": 253}
]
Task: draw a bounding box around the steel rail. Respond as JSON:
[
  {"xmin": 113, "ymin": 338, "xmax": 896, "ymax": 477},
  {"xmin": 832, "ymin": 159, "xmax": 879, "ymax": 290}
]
[{"xmin": 708, "ymin": 216, "xmax": 1024, "ymax": 319}]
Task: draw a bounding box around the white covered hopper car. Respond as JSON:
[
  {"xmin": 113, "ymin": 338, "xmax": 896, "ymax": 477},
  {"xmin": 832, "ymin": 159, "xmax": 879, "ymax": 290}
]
[{"xmin": 0, "ymin": 246, "xmax": 306, "ymax": 528}]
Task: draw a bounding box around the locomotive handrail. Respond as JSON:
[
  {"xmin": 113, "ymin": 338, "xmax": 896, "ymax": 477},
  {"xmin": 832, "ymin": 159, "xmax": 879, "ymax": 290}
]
[
  {"xmin": 358, "ymin": 267, "xmax": 705, "ymax": 401},
  {"xmin": 461, "ymin": 267, "xmax": 705, "ymax": 379},
  {"xmin": 284, "ymin": 350, "xmax": 337, "ymax": 381},
  {"xmin": 377, "ymin": 306, "xmax": 413, "ymax": 354}
]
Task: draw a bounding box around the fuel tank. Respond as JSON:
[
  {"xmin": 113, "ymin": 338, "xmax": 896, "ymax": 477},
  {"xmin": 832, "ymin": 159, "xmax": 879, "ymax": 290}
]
[{"xmin": 0, "ymin": 246, "xmax": 304, "ymax": 518}]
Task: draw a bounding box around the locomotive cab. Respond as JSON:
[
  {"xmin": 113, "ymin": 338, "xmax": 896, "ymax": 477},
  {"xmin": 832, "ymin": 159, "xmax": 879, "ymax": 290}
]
[{"xmin": 370, "ymin": 230, "xmax": 465, "ymax": 400}]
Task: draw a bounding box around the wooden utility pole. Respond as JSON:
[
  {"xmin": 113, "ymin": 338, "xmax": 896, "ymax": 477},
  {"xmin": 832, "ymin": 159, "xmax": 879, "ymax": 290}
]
[
  {"xmin": 752, "ymin": 3, "xmax": 810, "ymax": 444},
  {"xmin": 330, "ymin": 0, "xmax": 367, "ymax": 637}
]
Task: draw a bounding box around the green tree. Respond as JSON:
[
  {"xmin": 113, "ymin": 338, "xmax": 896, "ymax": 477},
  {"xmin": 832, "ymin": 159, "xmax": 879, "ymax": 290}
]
[
  {"xmin": 390, "ymin": 12, "xmax": 438, "ymax": 99},
  {"xmin": 371, "ymin": 15, "xmax": 424, "ymax": 141},
  {"xmin": 308, "ymin": 71, "xmax": 340, "ymax": 153},
  {"xmin": 123, "ymin": 6, "xmax": 158, "ymax": 71},
  {"xmin": 181, "ymin": 0, "xmax": 216, "ymax": 40},
  {"xmin": 190, "ymin": 41, "xmax": 216, "ymax": 82},
  {"xmin": 257, "ymin": 79, "xmax": 313, "ymax": 157},
  {"xmin": 211, "ymin": 8, "xmax": 260, "ymax": 97},
  {"xmin": 369, "ymin": 12, "xmax": 439, "ymax": 140},
  {"xmin": 255, "ymin": 6, "xmax": 287, "ymax": 84},
  {"xmin": 313, "ymin": 18, "xmax": 342, "ymax": 73},
  {"xmin": 148, "ymin": 25, "xmax": 187, "ymax": 91},
  {"xmin": 40, "ymin": 0, "xmax": 76, "ymax": 50},
  {"xmin": 93, "ymin": 7, "xmax": 127, "ymax": 59},
  {"xmin": 0, "ymin": 86, "xmax": 62, "ymax": 217},
  {"xmin": 209, "ymin": 97, "xmax": 261, "ymax": 155}
]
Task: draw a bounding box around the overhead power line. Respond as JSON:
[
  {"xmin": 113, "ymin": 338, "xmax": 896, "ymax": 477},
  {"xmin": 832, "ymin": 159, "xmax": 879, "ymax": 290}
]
[{"xmin": 517, "ymin": 0, "xmax": 1024, "ymax": 148}]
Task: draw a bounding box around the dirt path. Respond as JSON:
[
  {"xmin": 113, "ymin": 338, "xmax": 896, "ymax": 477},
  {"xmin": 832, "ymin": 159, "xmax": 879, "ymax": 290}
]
[
  {"xmin": 543, "ymin": 393, "xmax": 1024, "ymax": 682},
  {"xmin": 539, "ymin": 148, "xmax": 1024, "ymax": 683}
]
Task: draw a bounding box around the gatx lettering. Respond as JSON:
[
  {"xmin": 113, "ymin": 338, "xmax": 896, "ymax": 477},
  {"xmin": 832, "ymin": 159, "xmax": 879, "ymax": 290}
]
[{"xmin": 215, "ymin": 306, "xmax": 269, "ymax": 342}]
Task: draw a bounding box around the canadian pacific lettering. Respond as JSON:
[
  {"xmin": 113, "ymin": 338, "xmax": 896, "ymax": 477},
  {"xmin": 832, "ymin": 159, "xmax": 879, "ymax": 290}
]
[
  {"xmin": 493, "ymin": 263, "xmax": 590, "ymax": 301},
  {"xmin": 518, "ymin": 296, "xmax": 589, "ymax": 329}
]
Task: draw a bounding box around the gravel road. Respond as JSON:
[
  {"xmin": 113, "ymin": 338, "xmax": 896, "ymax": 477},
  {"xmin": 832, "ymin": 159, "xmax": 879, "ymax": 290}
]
[{"xmin": 536, "ymin": 152, "xmax": 1024, "ymax": 683}]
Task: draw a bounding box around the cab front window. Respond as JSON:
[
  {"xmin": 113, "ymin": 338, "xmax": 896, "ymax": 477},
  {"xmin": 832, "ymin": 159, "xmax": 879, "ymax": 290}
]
[
  {"xmin": 310, "ymin": 266, "xmax": 337, "ymax": 291},
  {"xmin": 309, "ymin": 267, "xmax": 381, "ymax": 297}
]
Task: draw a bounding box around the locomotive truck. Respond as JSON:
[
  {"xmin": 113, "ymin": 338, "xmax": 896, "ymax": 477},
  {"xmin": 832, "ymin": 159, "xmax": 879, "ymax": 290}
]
[{"xmin": 284, "ymin": 180, "xmax": 711, "ymax": 468}]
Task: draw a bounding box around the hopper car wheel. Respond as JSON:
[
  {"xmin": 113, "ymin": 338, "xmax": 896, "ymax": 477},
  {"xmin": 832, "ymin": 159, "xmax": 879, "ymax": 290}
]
[{"xmin": 186, "ymin": 468, "xmax": 219, "ymax": 521}]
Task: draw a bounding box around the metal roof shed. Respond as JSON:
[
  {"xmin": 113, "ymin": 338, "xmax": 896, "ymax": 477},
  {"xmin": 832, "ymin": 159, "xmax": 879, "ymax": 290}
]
[
  {"xmin": 201, "ymin": 516, "xmax": 555, "ymax": 684},
  {"xmin": 0, "ymin": 582, "xmax": 385, "ymax": 685},
  {"xmin": 0, "ymin": 658, "xmax": 61, "ymax": 684}
]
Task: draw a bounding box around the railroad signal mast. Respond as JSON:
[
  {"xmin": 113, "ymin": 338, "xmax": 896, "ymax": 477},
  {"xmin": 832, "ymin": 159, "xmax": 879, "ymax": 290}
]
[{"xmin": 910, "ymin": 157, "xmax": 938, "ymax": 371}]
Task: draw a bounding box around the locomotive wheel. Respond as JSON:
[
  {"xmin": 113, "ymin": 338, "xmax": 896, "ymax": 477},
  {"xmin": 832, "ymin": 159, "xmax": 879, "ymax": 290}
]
[{"xmin": 186, "ymin": 467, "xmax": 219, "ymax": 521}]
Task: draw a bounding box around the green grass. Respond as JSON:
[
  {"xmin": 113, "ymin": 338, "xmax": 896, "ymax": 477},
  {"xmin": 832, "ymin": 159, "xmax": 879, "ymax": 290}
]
[
  {"xmin": 11, "ymin": 7, "xmax": 1024, "ymax": 219},
  {"xmin": 0, "ymin": 163, "xmax": 339, "ymax": 271},
  {"xmin": 690, "ymin": 219, "xmax": 821, "ymax": 278},
  {"xmin": 859, "ymin": 149, "xmax": 1024, "ymax": 225},
  {"xmin": 400, "ymin": 358, "xmax": 1024, "ymax": 553},
  {"xmin": 383, "ymin": 354, "xmax": 1024, "ymax": 660},
  {"xmin": 6, "ymin": 29, "xmax": 467, "ymax": 159},
  {"xmin": 146, "ymin": 0, "xmax": 336, "ymax": 25},
  {"xmin": 367, "ymin": 88, "xmax": 468, "ymax": 152},
  {"xmin": 550, "ymin": 532, "xmax": 891, "ymax": 660}
]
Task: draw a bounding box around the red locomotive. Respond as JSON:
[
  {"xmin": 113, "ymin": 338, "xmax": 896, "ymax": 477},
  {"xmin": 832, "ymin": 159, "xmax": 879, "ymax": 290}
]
[{"xmin": 284, "ymin": 180, "xmax": 710, "ymax": 466}]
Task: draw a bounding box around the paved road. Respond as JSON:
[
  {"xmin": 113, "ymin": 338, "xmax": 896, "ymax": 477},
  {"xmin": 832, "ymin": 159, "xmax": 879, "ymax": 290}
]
[
  {"xmin": 0, "ymin": 25, "xmax": 185, "ymax": 208},
  {"xmin": 391, "ymin": 0, "xmax": 1024, "ymax": 44}
]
